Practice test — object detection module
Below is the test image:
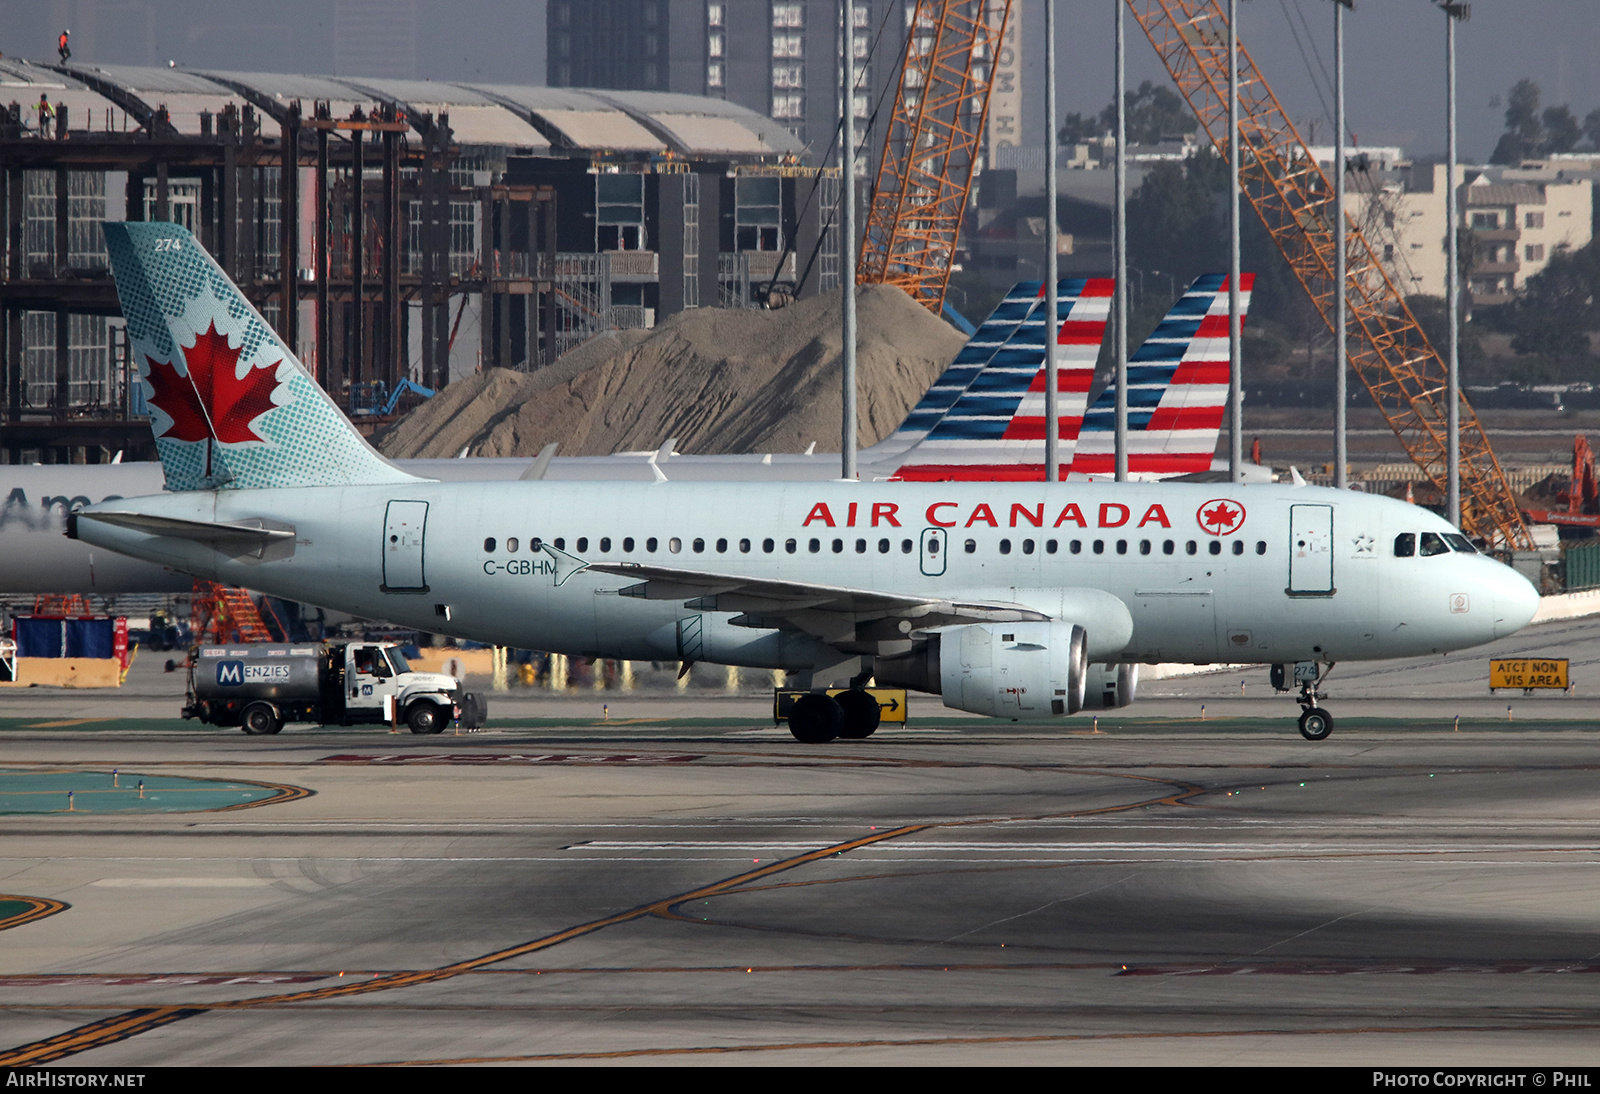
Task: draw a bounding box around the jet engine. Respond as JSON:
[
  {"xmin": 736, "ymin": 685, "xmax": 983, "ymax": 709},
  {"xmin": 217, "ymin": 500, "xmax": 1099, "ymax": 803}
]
[
  {"xmin": 1080, "ymin": 662, "xmax": 1138, "ymax": 710},
  {"xmin": 876, "ymin": 621, "xmax": 1089, "ymax": 719}
]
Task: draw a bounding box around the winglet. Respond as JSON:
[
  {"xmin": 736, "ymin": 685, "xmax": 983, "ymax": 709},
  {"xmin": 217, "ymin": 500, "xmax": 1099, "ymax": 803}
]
[{"xmin": 519, "ymin": 442, "xmax": 560, "ymax": 481}]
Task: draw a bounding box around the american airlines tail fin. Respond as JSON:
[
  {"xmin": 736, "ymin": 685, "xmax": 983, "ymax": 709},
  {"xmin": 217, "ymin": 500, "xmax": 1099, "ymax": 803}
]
[
  {"xmin": 1069, "ymin": 273, "xmax": 1254, "ymax": 479},
  {"xmin": 864, "ymin": 280, "xmax": 1046, "ymax": 458},
  {"xmin": 888, "ymin": 278, "xmax": 1114, "ymax": 481},
  {"xmin": 102, "ymin": 221, "xmax": 416, "ymax": 492}
]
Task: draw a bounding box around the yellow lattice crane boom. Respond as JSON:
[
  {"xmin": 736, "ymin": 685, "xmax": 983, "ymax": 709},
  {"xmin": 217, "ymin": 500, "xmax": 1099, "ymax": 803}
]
[
  {"xmin": 857, "ymin": 0, "xmax": 1012, "ymax": 314},
  {"xmin": 1128, "ymin": 0, "xmax": 1532, "ymax": 551}
]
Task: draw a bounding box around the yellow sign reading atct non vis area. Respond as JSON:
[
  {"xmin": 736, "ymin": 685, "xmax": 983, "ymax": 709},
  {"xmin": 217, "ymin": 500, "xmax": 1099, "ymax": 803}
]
[{"xmin": 1489, "ymin": 659, "xmax": 1569, "ymax": 690}]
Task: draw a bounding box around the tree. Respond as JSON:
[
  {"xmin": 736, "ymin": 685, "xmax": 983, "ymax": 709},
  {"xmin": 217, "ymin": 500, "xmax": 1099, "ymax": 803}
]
[
  {"xmin": 1542, "ymin": 105, "xmax": 1581, "ymax": 155},
  {"xmin": 1058, "ymin": 80, "xmax": 1197, "ymax": 147},
  {"xmin": 1491, "ymin": 79, "xmax": 1543, "ymax": 164}
]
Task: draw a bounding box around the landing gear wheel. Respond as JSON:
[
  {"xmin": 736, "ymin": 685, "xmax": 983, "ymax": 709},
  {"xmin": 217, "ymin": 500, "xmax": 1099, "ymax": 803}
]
[
  {"xmin": 241, "ymin": 702, "xmax": 282, "ymax": 736},
  {"xmin": 835, "ymin": 689, "xmax": 882, "ymax": 739},
  {"xmin": 407, "ymin": 702, "xmax": 446, "ymax": 735},
  {"xmin": 1298, "ymin": 706, "xmax": 1333, "ymax": 741},
  {"xmin": 788, "ymin": 693, "xmax": 843, "ymax": 743}
]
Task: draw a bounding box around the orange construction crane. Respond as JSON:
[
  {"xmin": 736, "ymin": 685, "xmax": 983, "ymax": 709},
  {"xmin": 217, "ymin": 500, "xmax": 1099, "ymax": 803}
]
[
  {"xmin": 1127, "ymin": 0, "xmax": 1532, "ymax": 551},
  {"xmin": 857, "ymin": 0, "xmax": 1011, "ymax": 315}
]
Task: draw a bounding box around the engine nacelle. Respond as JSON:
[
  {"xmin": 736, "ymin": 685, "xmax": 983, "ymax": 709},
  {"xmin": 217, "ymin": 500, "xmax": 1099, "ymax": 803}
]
[
  {"xmin": 1080, "ymin": 662, "xmax": 1139, "ymax": 710},
  {"xmin": 933, "ymin": 621, "xmax": 1088, "ymax": 720}
]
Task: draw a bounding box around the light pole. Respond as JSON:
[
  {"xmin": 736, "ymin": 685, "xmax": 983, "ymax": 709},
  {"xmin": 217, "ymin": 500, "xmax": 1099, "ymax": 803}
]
[
  {"xmin": 1227, "ymin": 0, "xmax": 1242, "ymax": 483},
  {"xmin": 1437, "ymin": 0, "xmax": 1470, "ymax": 528},
  {"xmin": 1332, "ymin": 0, "xmax": 1352, "ymax": 491},
  {"xmin": 1045, "ymin": 0, "xmax": 1061, "ymax": 481},
  {"xmin": 841, "ymin": 0, "xmax": 857, "ymax": 481},
  {"xmin": 1114, "ymin": 0, "xmax": 1128, "ymax": 481}
]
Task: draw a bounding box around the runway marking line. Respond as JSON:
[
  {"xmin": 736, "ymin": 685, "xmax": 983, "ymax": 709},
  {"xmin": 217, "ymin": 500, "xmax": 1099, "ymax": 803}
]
[
  {"xmin": 367, "ymin": 1021, "xmax": 1600, "ymax": 1065},
  {"xmin": 0, "ymin": 895, "xmax": 69, "ymax": 932}
]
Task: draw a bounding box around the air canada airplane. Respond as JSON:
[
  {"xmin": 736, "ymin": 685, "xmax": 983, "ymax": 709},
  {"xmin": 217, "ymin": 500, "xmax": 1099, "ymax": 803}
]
[
  {"xmin": 72, "ymin": 222, "xmax": 1541, "ymax": 744},
  {"xmin": 4, "ymin": 273, "xmax": 1246, "ymax": 593}
]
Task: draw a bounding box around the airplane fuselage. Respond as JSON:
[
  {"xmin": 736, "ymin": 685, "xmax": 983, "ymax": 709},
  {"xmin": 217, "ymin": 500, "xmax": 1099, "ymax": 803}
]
[{"xmin": 76, "ymin": 480, "xmax": 1537, "ymax": 671}]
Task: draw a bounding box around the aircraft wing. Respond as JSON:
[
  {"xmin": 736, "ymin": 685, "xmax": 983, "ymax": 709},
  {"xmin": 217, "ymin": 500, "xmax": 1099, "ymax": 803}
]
[{"xmin": 584, "ymin": 559, "xmax": 1048, "ymax": 645}]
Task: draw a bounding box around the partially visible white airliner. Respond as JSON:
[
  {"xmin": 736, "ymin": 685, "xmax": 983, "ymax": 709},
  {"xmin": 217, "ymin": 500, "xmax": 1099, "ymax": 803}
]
[{"xmin": 70, "ymin": 222, "xmax": 1539, "ymax": 743}]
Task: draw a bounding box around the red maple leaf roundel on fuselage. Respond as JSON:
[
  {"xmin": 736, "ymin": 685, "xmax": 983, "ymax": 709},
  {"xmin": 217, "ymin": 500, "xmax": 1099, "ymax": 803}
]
[
  {"xmin": 1197, "ymin": 498, "xmax": 1245, "ymax": 536},
  {"xmin": 144, "ymin": 322, "xmax": 281, "ymax": 444}
]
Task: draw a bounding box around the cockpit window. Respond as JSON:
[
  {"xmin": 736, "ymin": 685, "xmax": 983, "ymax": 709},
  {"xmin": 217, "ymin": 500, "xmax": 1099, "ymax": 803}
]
[
  {"xmin": 1443, "ymin": 533, "xmax": 1476, "ymax": 554},
  {"xmin": 1393, "ymin": 533, "xmax": 1415, "ymax": 558},
  {"xmin": 1419, "ymin": 531, "xmax": 1449, "ymax": 557}
]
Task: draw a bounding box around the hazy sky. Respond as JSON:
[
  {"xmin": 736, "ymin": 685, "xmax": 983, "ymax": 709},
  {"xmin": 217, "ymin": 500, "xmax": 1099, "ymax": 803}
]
[{"xmin": 7, "ymin": 1, "xmax": 1595, "ymax": 163}]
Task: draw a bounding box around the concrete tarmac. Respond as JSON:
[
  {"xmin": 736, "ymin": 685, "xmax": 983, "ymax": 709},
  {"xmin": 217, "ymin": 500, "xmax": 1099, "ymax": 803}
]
[{"xmin": 0, "ymin": 619, "xmax": 1598, "ymax": 1065}]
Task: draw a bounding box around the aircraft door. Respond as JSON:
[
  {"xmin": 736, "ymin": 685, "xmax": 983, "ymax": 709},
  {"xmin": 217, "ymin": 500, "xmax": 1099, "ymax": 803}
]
[
  {"xmin": 382, "ymin": 500, "xmax": 429, "ymax": 592},
  {"xmin": 1287, "ymin": 504, "xmax": 1334, "ymax": 596},
  {"xmin": 920, "ymin": 527, "xmax": 947, "ymax": 577}
]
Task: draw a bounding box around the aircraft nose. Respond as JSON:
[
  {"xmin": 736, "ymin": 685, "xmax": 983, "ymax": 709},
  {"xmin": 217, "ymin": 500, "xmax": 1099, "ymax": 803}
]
[{"xmin": 1492, "ymin": 565, "xmax": 1540, "ymax": 639}]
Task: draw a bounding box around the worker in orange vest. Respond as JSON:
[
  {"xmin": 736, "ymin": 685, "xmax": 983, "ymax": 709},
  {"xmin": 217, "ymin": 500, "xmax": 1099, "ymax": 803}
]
[
  {"xmin": 58, "ymin": 30, "xmax": 71, "ymax": 62},
  {"xmin": 37, "ymin": 94, "xmax": 54, "ymax": 137}
]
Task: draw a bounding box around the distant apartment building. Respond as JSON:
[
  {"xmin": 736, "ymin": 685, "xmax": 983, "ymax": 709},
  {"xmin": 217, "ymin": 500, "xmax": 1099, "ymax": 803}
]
[
  {"xmin": 546, "ymin": 0, "xmax": 886, "ymax": 158},
  {"xmin": 1326, "ymin": 157, "xmax": 1593, "ymax": 308}
]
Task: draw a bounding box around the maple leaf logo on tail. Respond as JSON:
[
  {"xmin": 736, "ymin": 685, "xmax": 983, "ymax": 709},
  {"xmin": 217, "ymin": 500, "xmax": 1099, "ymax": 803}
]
[{"xmin": 145, "ymin": 322, "xmax": 281, "ymax": 445}]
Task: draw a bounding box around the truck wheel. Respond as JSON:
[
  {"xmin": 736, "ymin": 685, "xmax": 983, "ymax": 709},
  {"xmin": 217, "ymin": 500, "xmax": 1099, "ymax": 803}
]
[
  {"xmin": 241, "ymin": 702, "xmax": 282, "ymax": 736},
  {"xmin": 407, "ymin": 702, "xmax": 446, "ymax": 735}
]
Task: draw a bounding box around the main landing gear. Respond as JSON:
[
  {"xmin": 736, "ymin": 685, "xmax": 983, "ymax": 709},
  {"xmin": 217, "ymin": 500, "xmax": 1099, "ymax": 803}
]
[
  {"xmin": 1273, "ymin": 661, "xmax": 1335, "ymax": 741},
  {"xmin": 788, "ymin": 689, "xmax": 881, "ymax": 743}
]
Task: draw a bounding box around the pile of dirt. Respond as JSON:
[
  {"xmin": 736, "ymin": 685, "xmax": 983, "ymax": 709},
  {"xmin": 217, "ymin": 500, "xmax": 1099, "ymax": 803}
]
[{"xmin": 372, "ymin": 284, "xmax": 967, "ymax": 459}]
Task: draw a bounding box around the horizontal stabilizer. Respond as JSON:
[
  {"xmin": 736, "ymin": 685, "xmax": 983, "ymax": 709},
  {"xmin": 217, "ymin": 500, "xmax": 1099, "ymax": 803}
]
[{"xmin": 76, "ymin": 511, "xmax": 295, "ymax": 560}]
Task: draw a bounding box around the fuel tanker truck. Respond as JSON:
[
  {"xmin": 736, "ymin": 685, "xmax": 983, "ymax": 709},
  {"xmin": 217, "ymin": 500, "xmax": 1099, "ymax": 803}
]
[{"xmin": 184, "ymin": 641, "xmax": 487, "ymax": 735}]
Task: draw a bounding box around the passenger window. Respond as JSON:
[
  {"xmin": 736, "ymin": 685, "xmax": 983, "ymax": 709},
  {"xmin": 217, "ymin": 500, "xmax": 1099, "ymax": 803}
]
[
  {"xmin": 624, "ymin": 537, "xmax": 636, "ymax": 552},
  {"xmin": 831, "ymin": 538, "xmax": 843, "ymax": 553},
  {"xmin": 714, "ymin": 538, "xmax": 726, "ymax": 553},
  {"xmin": 506, "ymin": 537, "xmax": 519, "ymax": 552},
  {"xmin": 1232, "ymin": 540, "xmax": 1244, "ymax": 555},
  {"xmin": 1139, "ymin": 540, "xmax": 1151, "ymax": 555},
  {"xmin": 1070, "ymin": 540, "xmax": 1081, "ymax": 554},
  {"xmin": 1394, "ymin": 532, "xmax": 1415, "ymax": 558},
  {"xmin": 737, "ymin": 538, "xmax": 749, "ymax": 553},
  {"xmin": 784, "ymin": 538, "xmax": 797, "ymax": 553},
  {"xmin": 1186, "ymin": 540, "xmax": 1198, "ymax": 555},
  {"xmin": 645, "ymin": 537, "xmax": 658, "ymax": 552},
  {"xmin": 901, "ymin": 539, "xmax": 913, "ymax": 554},
  {"xmin": 1093, "ymin": 540, "xmax": 1104, "ymax": 555},
  {"xmin": 763, "ymin": 538, "xmax": 775, "ymax": 553},
  {"xmin": 1115, "ymin": 540, "xmax": 1127, "ymax": 555},
  {"xmin": 553, "ymin": 538, "xmax": 564, "ymax": 550},
  {"xmin": 531, "ymin": 537, "xmax": 542, "ymax": 551},
  {"xmin": 1023, "ymin": 539, "xmax": 1035, "ymax": 555},
  {"xmin": 809, "ymin": 538, "xmax": 821, "ymax": 553},
  {"xmin": 483, "ymin": 537, "xmax": 496, "ymax": 552},
  {"xmin": 1209, "ymin": 540, "xmax": 1222, "ymax": 555},
  {"xmin": 1163, "ymin": 540, "xmax": 1174, "ymax": 555},
  {"xmin": 1419, "ymin": 531, "xmax": 1449, "ymax": 557},
  {"xmin": 599, "ymin": 537, "xmax": 611, "ymax": 552},
  {"xmin": 576, "ymin": 537, "xmax": 588, "ymax": 552},
  {"xmin": 928, "ymin": 538, "xmax": 940, "ymax": 555},
  {"xmin": 1046, "ymin": 539, "xmax": 1058, "ymax": 554},
  {"xmin": 1255, "ymin": 540, "xmax": 1266, "ymax": 555},
  {"xmin": 669, "ymin": 537, "xmax": 682, "ymax": 553},
  {"xmin": 878, "ymin": 538, "xmax": 890, "ymax": 553},
  {"xmin": 855, "ymin": 538, "xmax": 866, "ymax": 553},
  {"xmin": 1000, "ymin": 539, "xmax": 1012, "ymax": 555}
]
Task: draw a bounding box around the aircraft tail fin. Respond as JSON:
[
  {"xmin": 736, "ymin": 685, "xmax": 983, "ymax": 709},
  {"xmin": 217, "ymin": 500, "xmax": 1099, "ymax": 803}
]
[
  {"xmin": 102, "ymin": 221, "xmax": 417, "ymax": 492},
  {"xmin": 889, "ymin": 277, "xmax": 1114, "ymax": 481},
  {"xmin": 1070, "ymin": 273, "xmax": 1254, "ymax": 479},
  {"xmin": 866, "ymin": 280, "xmax": 1046, "ymax": 458}
]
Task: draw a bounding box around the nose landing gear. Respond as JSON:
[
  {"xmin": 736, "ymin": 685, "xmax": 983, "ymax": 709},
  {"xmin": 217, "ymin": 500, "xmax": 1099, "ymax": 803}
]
[{"xmin": 1273, "ymin": 661, "xmax": 1335, "ymax": 741}]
